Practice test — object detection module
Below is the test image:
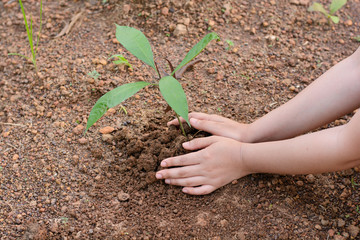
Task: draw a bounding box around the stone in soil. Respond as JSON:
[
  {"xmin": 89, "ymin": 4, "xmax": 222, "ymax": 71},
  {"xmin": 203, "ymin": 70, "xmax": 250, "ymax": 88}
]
[{"xmin": 174, "ymin": 24, "xmax": 187, "ymax": 36}]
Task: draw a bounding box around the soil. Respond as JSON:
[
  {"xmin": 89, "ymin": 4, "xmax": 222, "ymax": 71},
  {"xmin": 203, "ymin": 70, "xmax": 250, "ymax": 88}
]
[{"xmin": 1, "ymin": 0, "xmax": 360, "ymax": 239}]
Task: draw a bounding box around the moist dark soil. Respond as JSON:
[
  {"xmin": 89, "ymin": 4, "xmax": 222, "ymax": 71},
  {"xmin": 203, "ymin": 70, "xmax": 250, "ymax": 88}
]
[{"xmin": 1, "ymin": 0, "xmax": 360, "ymax": 239}]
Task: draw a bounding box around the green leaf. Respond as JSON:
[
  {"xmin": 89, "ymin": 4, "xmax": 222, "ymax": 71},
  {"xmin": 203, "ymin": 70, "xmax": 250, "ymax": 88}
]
[
  {"xmin": 159, "ymin": 76, "xmax": 190, "ymax": 125},
  {"xmin": 330, "ymin": 0, "xmax": 347, "ymax": 15},
  {"xmin": 8, "ymin": 52, "xmax": 30, "ymax": 60},
  {"xmin": 308, "ymin": 2, "xmax": 328, "ymax": 16},
  {"xmin": 353, "ymin": 36, "xmax": 360, "ymax": 42},
  {"xmin": 109, "ymin": 54, "xmax": 133, "ymax": 69},
  {"xmin": 330, "ymin": 15, "xmax": 340, "ymax": 23},
  {"xmin": 172, "ymin": 32, "xmax": 220, "ymax": 75},
  {"xmin": 115, "ymin": 25, "xmax": 156, "ymax": 72},
  {"xmin": 85, "ymin": 81, "xmax": 151, "ymax": 132}
]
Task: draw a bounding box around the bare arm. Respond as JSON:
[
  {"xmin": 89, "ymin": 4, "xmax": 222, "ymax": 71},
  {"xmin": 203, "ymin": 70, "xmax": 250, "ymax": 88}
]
[
  {"xmin": 247, "ymin": 46, "xmax": 360, "ymax": 142},
  {"xmin": 243, "ymin": 110, "xmax": 360, "ymax": 175}
]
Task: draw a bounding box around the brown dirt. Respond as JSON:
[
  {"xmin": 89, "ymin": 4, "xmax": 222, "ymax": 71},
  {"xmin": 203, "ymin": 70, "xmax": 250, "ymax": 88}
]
[{"xmin": 1, "ymin": 0, "xmax": 360, "ymax": 239}]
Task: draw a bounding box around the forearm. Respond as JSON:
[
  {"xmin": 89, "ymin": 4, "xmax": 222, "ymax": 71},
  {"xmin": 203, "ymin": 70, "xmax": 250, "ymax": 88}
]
[
  {"xmin": 242, "ymin": 124, "xmax": 360, "ymax": 175},
  {"xmin": 247, "ymin": 46, "xmax": 360, "ymax": 143}
]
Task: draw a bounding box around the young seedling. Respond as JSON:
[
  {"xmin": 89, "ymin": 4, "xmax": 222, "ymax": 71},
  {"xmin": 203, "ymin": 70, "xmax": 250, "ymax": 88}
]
[
  {"xmin": 8, "ymin": 0, "xmax": 43, "ymax": 72},
  {"xmin": 353, "ymin": 36, "xmax": 360, "ymax": 42},
  {"xmin": 308, "ymin": 0, "xmax": 347, "ymax": 24},
  {"xmin": 85, "ymin": 25, "xmax": 220, "ymax": 136},
  {"xmin": 108, "ymin": 54, "xmax": 133, "ymax": 69},
  {"xmin": 225, "ymin": 39, "xmax": 234, "ymax": 51},
  {"xmin": 87, "ymin": 70, "xmax": 101, "ymax": 80}
]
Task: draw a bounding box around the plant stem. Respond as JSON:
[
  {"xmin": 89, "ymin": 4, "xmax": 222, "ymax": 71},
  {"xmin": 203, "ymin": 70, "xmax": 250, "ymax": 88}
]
[
  {"xmin": 34, "ymin": 0, "xmax": 43, "ymax": 58},
  {"xmin": 154, "ymin": 61, "xmax": 161, "ymax": 79},
  {"xmin": 18, "ymin": 0, "xmax": 42, "ymax": 72},
  {"xmin": 176, "ymin": 114, "xmax": 186, "ymax": 137}
]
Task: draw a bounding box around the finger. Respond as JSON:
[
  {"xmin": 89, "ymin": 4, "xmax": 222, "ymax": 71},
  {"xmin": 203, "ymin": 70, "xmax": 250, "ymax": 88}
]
[
  {"xmin": 182, "ymin": 185, "xmax": 216, "ymax": 195},
  {"xmin": 156, "ymin": 165, "xmax": 201, "ymax": 179},
  {"xmin": 168, "ymin": 112, "xmax": 225, "ymax": 126},
  {"xmin": 164, "ymin": 176, "xmax": 205, "ymax": 187},
  {"xmin": 182, "ymin": 136, "xmax": 221, "ymax": 151},
  {"xmin": 190, "ymin": 118, "xmax": 232, "ymax": 137},
  {"xmin": 189, "ymin": 112, "xmax": 226, "ymax": 123},
  {"xmin": 159, "ymin": 151, "xmax": 203, "ymax": 168},
  {"xmin": 167, "ymin": 117, "xmax": 184, "ymax": 126}
]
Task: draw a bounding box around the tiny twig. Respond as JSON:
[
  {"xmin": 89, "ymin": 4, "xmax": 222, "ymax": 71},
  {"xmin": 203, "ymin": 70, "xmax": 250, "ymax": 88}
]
[
  {"xmin": 192, "ymin": 130, "xmax": 203, "ymax": 138},
  {"xmin": 174, "ymin": 59, "xmax": 203, "ymax": 79},
  {"xmin": 55, "ymin": 10, "xmax": 84, "ymax": 38},
  {"xmin": 0, "ymin": 122, "xmax": 28, "ymax": 127}
]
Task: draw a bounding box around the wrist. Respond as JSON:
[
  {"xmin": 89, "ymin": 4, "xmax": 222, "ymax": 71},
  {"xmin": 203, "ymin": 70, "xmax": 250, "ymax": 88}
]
[
  {"xmin": 237, "ymin": 124, "xmax": 251, "ymax": 143},
  {"xmin": 239, "ymin": 143, "xmax": 256, "ymax": 175},
  {"xmin": 242, "ymin": 122, "xmax": 263, "ymax": 143}
]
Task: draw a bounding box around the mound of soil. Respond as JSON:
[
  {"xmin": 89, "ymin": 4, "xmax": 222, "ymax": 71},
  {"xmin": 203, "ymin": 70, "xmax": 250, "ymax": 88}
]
[{"xmin": 111, "ymin": 120, "xmax": 200, "ymax": 190}]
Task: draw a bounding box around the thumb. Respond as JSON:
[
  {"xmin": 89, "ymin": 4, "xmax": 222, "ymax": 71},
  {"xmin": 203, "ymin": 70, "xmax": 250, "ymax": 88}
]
[{"xmin": 190, "ymin": 118, "xmax": 226, "ymax": 136}]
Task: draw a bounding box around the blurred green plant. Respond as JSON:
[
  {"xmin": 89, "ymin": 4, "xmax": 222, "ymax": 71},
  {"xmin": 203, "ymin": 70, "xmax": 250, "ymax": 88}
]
[
  {"xmin": 8, "ymin": 0, "xmax": 43, "ymax": 72},
  {"xmin": 308, "ymin": 0, "xmax": 347, "ymax": 24},
  {"xmin": 85, "ymin": 26, "xmax": 220, "ymax": 136},
  {"xmin": 108, "ymin": 54, "xmax": 132, "ymax": 69},
  {"xmin": 225, "ymin": 39, "xmax": 234, "ymax": 51},
  {"xmin": 87, "ymin": 70, "xmax": 101, "ymax": 80}
]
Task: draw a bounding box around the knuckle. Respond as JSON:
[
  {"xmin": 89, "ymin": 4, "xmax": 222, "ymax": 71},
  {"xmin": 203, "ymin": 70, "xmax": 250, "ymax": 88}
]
[
  {"xmin": 177, "ymin": 169, "xmax": 186, "ymax": 178},
  {"xmin": 187, "ymin": 140, "xmax": 196, "ymax": 148},
  {"xmin": 169, "ymin": 179, "xmax": 177, "ymax": 185},
  {"xmin": 183, "ymin": 179, "xmax": 193, "ymax": 186},
  {"xmin": 165, "ymin": 157, "xmax": 176, "ymax": 166},
  {"xmin": 202, "ymin": 150, "xmax": 212, "ymax": 160},
  {"xmin": 160, "ymin": 170, "xmax": 169, "ymax": 178},
  {"xmin": 202, "ymin": 186, "xmax": 214, "ymax": 195},
  {"xmin": 177, "ymin": 157, "xmax": 185, "ymax": 166},
  {"xmin": 172, "ymin": 157, "xmax": 184, "ymax": 166}
]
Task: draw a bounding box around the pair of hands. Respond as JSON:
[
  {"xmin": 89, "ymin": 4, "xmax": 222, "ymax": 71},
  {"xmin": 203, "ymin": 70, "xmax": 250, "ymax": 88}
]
[{"xmin": 155, "ymin": 112, "xmax": 252, "ymax": 195}]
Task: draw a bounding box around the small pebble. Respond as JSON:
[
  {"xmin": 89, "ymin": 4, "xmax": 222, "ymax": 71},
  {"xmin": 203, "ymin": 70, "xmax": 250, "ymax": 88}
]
[
  {"xmin": 173, "ymin": 24, "xmax": 187, "ymax": 36},
  {"xmin": 328, "ymin": 229, "xmax": 335, "ymax": 237},
  {"xmin": 337, "ymin": 218, "xmax": 345, "ymax": 228},
  {"xmin": 347, "ymin": 225, "xmax": 359, "ymax": 237},
  {"xmin": 99, "ymin": 126, "xmax": 115, "ymax": 134},
  {"xmin": 118, "ymin": 191, "xmax": 130, "ymax": 201},
  {"xmin": 123, "ymin": 4, "xmax": 130, "ymax": 14},
  {"xmin": 314, "ymin": 224, "xmax": 322, "ymax": 230},
  {"xmin": 72, "ymin": 125, "xmax": 85, "ymax": 135},
  {"xmin": 321, "ymin": 219, "xmax": 329, "ymax": 226},
  {"xmin": 306, "ymin": 174, "xmax": 315, "ymax": 183},
  {"xmin": 78, "ymin": 137, "xmax": 88, "ymax": 144},
  {"xmin": 344, "ymin": 19, "xmax": 353, "ymax": 26},
  {"xmin": 102, "ymin": 134, "xmax": 114, "ymax": 142},
  {"xmin": 296, "ymin": 180, "xmax": 304, "ymax": 186},
  {"xmin": 161, "ymin": 7, "xmax": 169, "ymax": 15}
]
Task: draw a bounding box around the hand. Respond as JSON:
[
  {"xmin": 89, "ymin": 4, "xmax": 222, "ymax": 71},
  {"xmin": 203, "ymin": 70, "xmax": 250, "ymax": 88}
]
[
  {"xmin": 155, "ymin": 136, "xmax": 250, "ymax": 195},
  {"xmin": 168, "ymin": 112, "xmax": 251, "ymax": 142}
]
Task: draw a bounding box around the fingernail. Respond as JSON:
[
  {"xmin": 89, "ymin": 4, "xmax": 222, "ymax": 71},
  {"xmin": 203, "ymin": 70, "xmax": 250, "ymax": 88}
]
[
  {"xmin": 182, "ymin": 188, "xmax": 188, "ymax": 193},
  {"xmin": 165, "ymin": 179, "xmax": 170, "ymax": 184},
  {"xmin": 156, "ymin": 173, "xmax": 162, "ymax": 179},
  {"xmin": 182, "ymin": 142, "xmax": 189, "ymax": 148},
  {"xmin": 190, "ymin": 118, "xmax": 198, "ymax": 124},
  {"xmin": 161, "ymin": 161, "xmax": 167, "ymax": 167}
]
